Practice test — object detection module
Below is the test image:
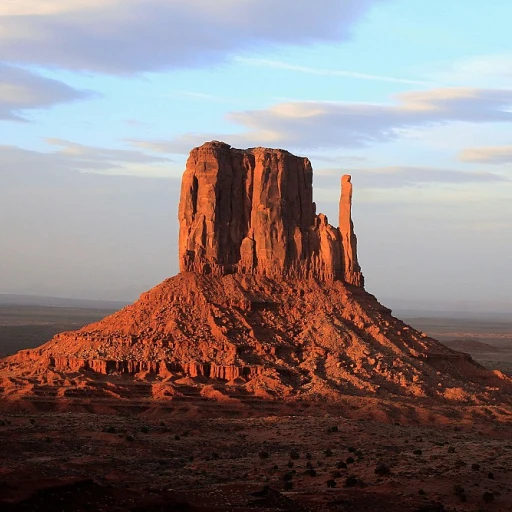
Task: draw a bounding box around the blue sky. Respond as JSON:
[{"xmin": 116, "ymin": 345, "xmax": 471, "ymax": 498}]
[{"xmin": 1, "ymin": 0, "xmax": 511, "ymax": 310}]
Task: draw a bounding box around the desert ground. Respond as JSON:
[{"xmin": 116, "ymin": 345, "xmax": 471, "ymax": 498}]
[{"xmin": 1, "ymin": 303, "xmax": 511, "ymax": 511}]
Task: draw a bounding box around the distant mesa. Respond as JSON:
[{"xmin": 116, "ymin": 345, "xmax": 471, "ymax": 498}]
[{"xmin": 0, "ymin": 141, "xmax": 510, "ymax": 407}]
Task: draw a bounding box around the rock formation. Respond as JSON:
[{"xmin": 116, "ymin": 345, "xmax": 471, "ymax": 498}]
[
  {"xmin": 0, "ymin": 142, "xmax": 510, "ymax": 406},
  {"xmin": 179, "ymin": 141, "xmax": 362, "ymax": 285}
]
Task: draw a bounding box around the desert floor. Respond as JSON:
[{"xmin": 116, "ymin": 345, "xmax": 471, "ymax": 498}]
[{"xmin": 0, "ymin": 305, "xmax": 511, "ymax": 511}]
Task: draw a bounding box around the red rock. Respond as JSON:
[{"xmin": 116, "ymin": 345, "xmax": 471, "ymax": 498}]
[
  {"xmin": 179, "ymin": 141, "xmax": 362, "ymax": 284},
  {"xmin": 0, "ymin": 142, "xmax": 510, "ymax": 406}
]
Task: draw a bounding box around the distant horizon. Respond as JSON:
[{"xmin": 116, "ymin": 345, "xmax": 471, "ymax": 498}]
[{"xmin": 1, "ymin": 290, "xmax": 510, "ymax": 320}]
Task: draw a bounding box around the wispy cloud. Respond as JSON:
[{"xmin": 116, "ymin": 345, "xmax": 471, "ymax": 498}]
[
  {"xmin": 234, "ymin": 57, "xmax": 433, "ymax": 86},
  {"xmin": 0, "ymin": 0, "xmax": 386, "ymax": 74},
  {"xmin": 145, "ymin": 87, "xmax": 512, "ymax": 153},
  {"xmin": 459, "ymin": 145, "xmax": 512, "ymax": 165},
  {"xmin": 0, "ymin": 140, "xmax": 174, "ymax": 178},
  {"xmin": 0, "ymin": 64, "xmax": 95, "ymax": 121}
]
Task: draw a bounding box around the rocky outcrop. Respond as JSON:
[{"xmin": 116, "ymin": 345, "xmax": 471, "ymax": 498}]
[
  {"xmin": 339, "ymin": 175, "xmax": 364, "ymax": 287},
  {"xmin": 179, "ymin": 141, "xmax": 363, "ymax": 285},
  {"xmin": 0, "ymin": 141, "xmax": 510, "ymax": 406}
]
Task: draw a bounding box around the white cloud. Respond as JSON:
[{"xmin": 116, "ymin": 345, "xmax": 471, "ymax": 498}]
[
  {"xmin": 131, "ymin": 87, "xmax": 512, "ymax": 153},
  {"xmin": 458, "ymin": 145, "xmax": 512, "ymax": 165},
  {"xmin": 0, "ymin": 64, "xmax": 94, "ymax": 120},
  {"xmin": 234, "ymin": 57, "xmax": 433, "ymax": 86},
  {"xmin": 0, "ymin": 0, "xmax": 386, "ymax": 74},
  {"xmin": 315, "ymin": 166, "xmax": 508, "ymax": 190},
  {"xmin": 0, "ymin": 140, "xmax": 174, "ymax": 178}
]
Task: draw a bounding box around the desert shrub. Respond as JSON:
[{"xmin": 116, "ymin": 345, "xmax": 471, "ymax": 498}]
[
  {"xmin": 453, "ymin": 484, "xmax": 465, "ymax": 495},
  {"xmin": 471, "ymin": 463, "xmax": 480, "ymax": 471},
  {"xmin": 287, "ymin": 461, "xmax": 294, "ymax": 468},
  {"xmin": 103, "ymin": 426, "xmax": 116, "ymax": 434},
  {"xmin": 125, "ymin": 435, "xmax": 134, "ymax": 442},
  {"xmin": 306, "ymin": 468, "xmax": 317, "ymax": 477},
  {"xmin": 447, "ymin": 446, "xmax": 456, "ymax": 453},
  {"xmin": 289, "ymin": 450, "xmax": 300, "ymax": 460},
  {"xmin": 328, "ymin": 426, "xmax": 339, "ymax": 433},
  {"xmin": 174, "ymin": 435, "xmax": 180, "ymax": 440},
  {"xmin": 345, "ymin": 475, "xmax": 358, "ymax": 487},
  {"xmin": 305, "ymin": 452, "xmax": 312, "ymax": 460},
  {"xmin": 324, "ymin": 448, "xmax": 333, "ymax": 457},
  {"xmin": 283, "ymin": 481, "xmax": 293, "ymax": 490},
  {"xmin": 258, "ymin": 450, "xmax": 269, "ymax": 459},
  {"xmin": 331, "ymin": 471, "xmax": 342, "ymax": 479},
  {"xmin": 418, "ymin": 488, "xmax": 426, "ymax": 495},
  {"xmin": 326, "ymin": 479, "xmax": 336, "ymax": 488},
  {"xmin": 140, "ymin": 425, "xmax": 149, "ymax": 434},
  {"xmin": 336, "ymin": 461, "xmax": 348, "ymax": 469},
  {"xmin": 283, "ymin": 471, "xmax": 294, "ymax": 482},
  {"xmin": 482, "ymin": 491, "xmax": 494, "ymax": 503},
  {"xmin": 347, "ymin": 446, "xmax": 356, "ymax": 453},
  {"xmin": 413, "ymin": 449, "xmax": 423, "ymax": 456},
  {"xmin": 374, "ymin": 464, "xmax": 391, "ymax": 476},
  {"xmin": 346, "ymin": 456, "xmax": 355, "ymax": 464},
  {"xmin": 487, "ymin": 471, "xmax": 494, "ymax": 480}
]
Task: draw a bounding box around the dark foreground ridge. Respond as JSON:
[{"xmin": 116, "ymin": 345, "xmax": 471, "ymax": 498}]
[{"xmin": 0, "ymin": 141, "xmax": 510, "ymax": 406}]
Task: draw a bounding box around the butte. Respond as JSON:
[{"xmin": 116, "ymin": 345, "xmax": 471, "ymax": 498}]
[{"xmin": 0, "ymin": 141, "xmax": 510, "ymax": 408}]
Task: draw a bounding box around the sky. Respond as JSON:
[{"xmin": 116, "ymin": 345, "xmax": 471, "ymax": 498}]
[{"xmin": 1, "ymin": 0, "xmax": 511, "ymax": 311}]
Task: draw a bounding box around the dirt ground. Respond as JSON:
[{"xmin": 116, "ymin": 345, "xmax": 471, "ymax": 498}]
[
  {"xmin": 0, "ymin": 401, "xmax": 511, "ymax": 511},
  {"xmin": 1, "ymin": 307, "xmax": 511, "ymax": 511}
]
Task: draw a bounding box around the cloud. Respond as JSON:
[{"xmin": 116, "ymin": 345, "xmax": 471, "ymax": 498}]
[
  {"xmin": 0, "ymin": 0, "xmax": 385, "ymax": 74},
  {"xmin": 0, "ymin": 64, "xmax": 93, "ymax": 120},
  {"xmin": 130, "ymin": 87, "xmax": 512, "ymax": 153},
  {"xmin": 315, "ymin": 166, "xmax": 509, "ymax": 190},
  {"xmin": 458, "ymin": 145, "xmax": 512, "ymax": 165},
  {"xmin": 428, "ymin": 54, "xmax": 512, "ymax": 87},
  {"xmin": 0, "ymin": 140, "xmax": 174, "ymax": 179},
  {"xmin": 234, "ymin": 57, "xmax": 433, "ymax": 86}
]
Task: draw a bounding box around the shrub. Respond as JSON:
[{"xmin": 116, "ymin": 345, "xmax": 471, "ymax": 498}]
[
  {"xmin": 259, "ymin": 450, "xmax": 269, "ymax": 459},
  {"xmin": 375, "ymin": 464, "xmax": 391, "ymax": 476},
  {"xmin": 326, "ymin": 479, "xmax": 336, "ymax": 488},
  {"xmin": 482, "ymin": 491, "xmax": 494, "ymax": 503},
  {"xmin": 345, "ymin": 475, "xmax": 358, "ymax": 487},
  {"xmin": 413, "ymin": 449, "xmax": 423, "ymax": 456},
  {"xmin": 289, "ymin": 450, "xmax": 300, "ymax": 460}
]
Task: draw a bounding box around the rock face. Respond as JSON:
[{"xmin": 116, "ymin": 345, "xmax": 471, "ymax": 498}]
[
  {"xmin": 179, "ymin": 141, "xmax": 362, "ymax": 285},
  {"xmin": 0, "ymin": 141, "xmax": 510, "ymax": 406}
]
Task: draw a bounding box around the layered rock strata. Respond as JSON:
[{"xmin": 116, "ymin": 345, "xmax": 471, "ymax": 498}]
[
  {"xmin": 0, "ymin": 141, "xmax": 510, "ymax": 405},
  {"xmin": 179, "ymin": 141, "xmax": 363, "ymax": 285}
]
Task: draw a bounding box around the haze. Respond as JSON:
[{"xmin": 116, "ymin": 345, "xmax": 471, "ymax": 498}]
[{"xmin": 1, "ymin": 0, "xmax": 511, "ymax": 312}]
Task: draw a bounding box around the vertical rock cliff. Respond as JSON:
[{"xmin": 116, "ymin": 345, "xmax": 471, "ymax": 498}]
[{"xmin": 178, "ymin": 141, "xmax": 364, "ymax": 286}]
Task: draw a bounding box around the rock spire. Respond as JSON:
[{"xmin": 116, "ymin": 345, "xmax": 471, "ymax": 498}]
[{"xmin": 178, "ymin": 141, "xmax": 364, "ymax": 286}]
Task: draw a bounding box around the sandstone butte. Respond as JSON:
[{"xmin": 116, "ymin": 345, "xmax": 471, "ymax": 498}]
[{"xmin": 0, "ymin": 141, "xmax": 510, "ymax": 406}]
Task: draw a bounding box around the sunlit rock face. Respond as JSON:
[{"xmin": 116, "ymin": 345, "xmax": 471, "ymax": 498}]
[{"xmin": 179, "ymin": 141, "xmax": 363, "ymax": 286}]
